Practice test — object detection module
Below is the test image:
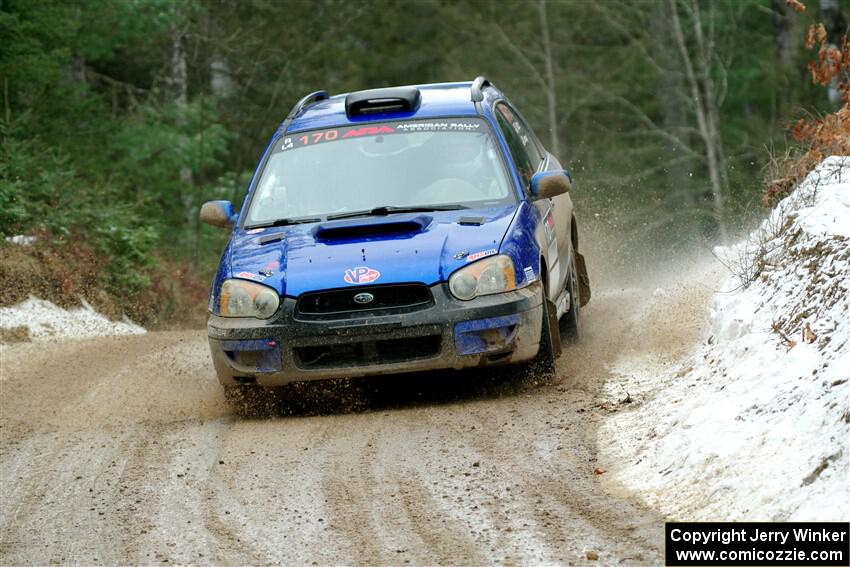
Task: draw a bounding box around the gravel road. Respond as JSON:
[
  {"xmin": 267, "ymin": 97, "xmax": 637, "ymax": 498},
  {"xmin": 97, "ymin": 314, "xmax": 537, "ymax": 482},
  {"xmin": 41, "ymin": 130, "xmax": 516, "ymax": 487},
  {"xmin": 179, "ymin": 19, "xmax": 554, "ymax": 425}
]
[{"xmin": 0, "ymin": 263, "xmax": 715, "ymax": 565}]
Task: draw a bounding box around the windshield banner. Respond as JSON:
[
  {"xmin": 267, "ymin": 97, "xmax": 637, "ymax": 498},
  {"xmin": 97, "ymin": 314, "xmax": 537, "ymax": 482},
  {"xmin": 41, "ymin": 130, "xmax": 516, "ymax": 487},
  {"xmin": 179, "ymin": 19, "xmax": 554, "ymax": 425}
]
[{"xmin": 278, "ymin": 118, "xmax": 484, "ymax": 153}]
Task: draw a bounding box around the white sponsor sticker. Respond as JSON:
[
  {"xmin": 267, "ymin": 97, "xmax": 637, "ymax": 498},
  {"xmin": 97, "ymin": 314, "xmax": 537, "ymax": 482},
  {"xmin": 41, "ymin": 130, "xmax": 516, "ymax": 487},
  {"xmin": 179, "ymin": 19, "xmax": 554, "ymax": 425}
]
[{"xmin": 466, "ymin": 248, "xmax": 497, "ymax": 262}]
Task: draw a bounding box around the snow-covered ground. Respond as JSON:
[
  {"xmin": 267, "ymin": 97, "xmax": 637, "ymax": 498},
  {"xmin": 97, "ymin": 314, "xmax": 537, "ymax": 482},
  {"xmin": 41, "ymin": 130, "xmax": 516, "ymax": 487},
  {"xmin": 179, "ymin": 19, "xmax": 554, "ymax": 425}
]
[
  {"xmin": 600, "ymin": 156, "xmax": 850, "ymax": 521},
  {"xmin": 0, "ymin": 297, "xmax": 145, "ymax": 343}
]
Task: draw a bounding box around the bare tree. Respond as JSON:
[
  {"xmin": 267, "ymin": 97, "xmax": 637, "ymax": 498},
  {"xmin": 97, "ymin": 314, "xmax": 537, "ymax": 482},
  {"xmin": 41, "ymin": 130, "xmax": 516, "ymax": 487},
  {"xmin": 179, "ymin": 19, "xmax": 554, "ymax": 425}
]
[
  {"xmin": 585, "ymin": 0, "xmax": 733, "ymax": 241},
  {"xmin": 171, "ymin": 22, "xmax": 195, "ymax": 236},
  {"xmin": 771, "ymin": 0, "xmax": 796, "ymax": 69},
  {"xmin": 538, "ymin": 0, "xmax": 560, "ymax": 158},
  {"xmin": 669, "ymin": 0, "xmax": 729, "ymax": 242},
  {"xmin": 485, "ymin": 0, "xmax": 562, "ymax": 158},
  {"xmin": 820, "ymin": 0, "xmax": 848, "ymax": 105}
]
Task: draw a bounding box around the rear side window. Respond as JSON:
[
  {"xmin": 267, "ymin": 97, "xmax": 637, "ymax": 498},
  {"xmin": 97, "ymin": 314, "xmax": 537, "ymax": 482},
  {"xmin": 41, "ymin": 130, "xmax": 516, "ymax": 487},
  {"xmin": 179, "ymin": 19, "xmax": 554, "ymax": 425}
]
[{"xmin": 494, "ymin": 102, "xmax": 542, "ymax": 189}]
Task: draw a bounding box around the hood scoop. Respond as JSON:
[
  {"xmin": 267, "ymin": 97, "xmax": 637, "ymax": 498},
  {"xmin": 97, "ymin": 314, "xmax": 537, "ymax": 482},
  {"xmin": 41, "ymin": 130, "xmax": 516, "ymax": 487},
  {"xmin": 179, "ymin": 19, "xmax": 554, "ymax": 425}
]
[
  {"xmin": 257, "ymin": 232, "xmax": 285, "ymax": 245},
  {"xmin": 313, "ymin": 215, "xmax": 430, "ymax": 242},
  {"xmin": 458, "ymin": 216, "xmax": 486, "ymax": 226}
]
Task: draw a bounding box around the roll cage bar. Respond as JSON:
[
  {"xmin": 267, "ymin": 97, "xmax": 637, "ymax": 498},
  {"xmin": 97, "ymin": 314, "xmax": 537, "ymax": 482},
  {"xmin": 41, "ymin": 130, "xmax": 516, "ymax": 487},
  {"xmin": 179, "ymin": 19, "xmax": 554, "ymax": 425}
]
[
  {"xmin": 286, "ymin": 90, "xmax": 330, "ymax": 121},
  {"xmin": 284, "ymin": 76, "xmax": 495, "ymax": 130}
]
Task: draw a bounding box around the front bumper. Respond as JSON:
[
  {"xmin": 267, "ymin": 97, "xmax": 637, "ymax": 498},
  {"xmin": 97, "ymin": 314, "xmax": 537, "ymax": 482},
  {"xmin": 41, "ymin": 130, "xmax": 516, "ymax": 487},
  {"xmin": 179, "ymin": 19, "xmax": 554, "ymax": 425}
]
[{"xmin": 207, "ymin": 281, "xmax": 543, "ymax": 387}]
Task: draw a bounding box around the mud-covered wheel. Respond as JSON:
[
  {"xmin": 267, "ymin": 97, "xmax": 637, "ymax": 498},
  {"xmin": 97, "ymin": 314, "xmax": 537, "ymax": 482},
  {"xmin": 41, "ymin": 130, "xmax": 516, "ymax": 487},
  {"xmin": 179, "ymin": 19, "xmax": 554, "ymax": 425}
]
[
  {"xmin": 522, "ymin": 285, "xmax": 561, "ymax": 382},
  {"xmin": 560, "ymin": 248, "xmax": 582, "ymax": 343}
]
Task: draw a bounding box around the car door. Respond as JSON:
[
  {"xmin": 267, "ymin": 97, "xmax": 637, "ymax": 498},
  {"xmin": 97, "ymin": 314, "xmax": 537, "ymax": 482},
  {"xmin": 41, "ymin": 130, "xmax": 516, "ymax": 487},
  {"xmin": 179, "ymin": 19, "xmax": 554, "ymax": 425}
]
[{"xmin": 493, "ymin": 101, "xmax": 570, "ymax": 296}]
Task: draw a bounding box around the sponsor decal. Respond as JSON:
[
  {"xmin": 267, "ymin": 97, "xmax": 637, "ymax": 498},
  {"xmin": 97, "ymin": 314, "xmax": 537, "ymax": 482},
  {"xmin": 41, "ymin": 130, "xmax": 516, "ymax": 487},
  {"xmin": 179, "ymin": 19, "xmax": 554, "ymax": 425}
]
[
  {"xmin": 396, "ymin": 121, "xmax": 480, "ymax": 132},
  {"xmin": 275, "ymin": 119, "xmax": 486, "ymax": 154},
  {"xmin": 342, "ymin": 126, "xmax": 395, "ymax": 138},
  {"xmin": 466, "ymin": 248, "xmax": 497, "ymax": 263},
  {"xmin": 257, "ymin": 261, "xmax": 279, "ymax": 278},
  {"xmin": 246, "ymin": 228, "xmax": 265, "ymax": 235},
  {"xmin": 235, "ymin": 271, "xmax": 265, "ymax": 281},
  {"xmin": 524, "ymin": 266, "xmax": 537, "ymax": 283},
  {"xmin": 544, "ymin": 211, "xmax": 557, "ymax": 244},
  {"xmin": 453, "ymin": 250, "xmax": 469, "ymax": 260},
  {"xmin": 344, "ymin": 266, "xmax": 381, "ymax": 285}
]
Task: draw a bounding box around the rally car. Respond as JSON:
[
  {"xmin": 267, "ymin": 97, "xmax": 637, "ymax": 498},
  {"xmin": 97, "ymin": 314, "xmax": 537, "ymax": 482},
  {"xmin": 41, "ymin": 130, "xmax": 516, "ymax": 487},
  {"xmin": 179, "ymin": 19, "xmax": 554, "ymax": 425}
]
[{"xmin": 200, "ymin": 77, "xmax": 590, "ymax": 397}]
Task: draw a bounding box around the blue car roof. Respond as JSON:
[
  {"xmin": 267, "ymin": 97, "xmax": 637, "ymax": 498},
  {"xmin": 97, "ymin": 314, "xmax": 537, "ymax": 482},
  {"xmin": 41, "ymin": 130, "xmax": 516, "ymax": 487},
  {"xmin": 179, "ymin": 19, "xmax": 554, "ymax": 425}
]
[{"xmin": 286, "ymin": 82, "xmax": 484, "ymax": 133}]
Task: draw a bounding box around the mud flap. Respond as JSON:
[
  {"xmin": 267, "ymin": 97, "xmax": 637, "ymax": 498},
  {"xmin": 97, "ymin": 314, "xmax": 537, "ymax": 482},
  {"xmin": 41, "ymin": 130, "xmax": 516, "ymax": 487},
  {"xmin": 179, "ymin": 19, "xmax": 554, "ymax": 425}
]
[
  {"xmin": 575, "ymin": 251, "xmax": 591, "ymax": 307},
  {"xmin": 545, "ymin": 297, "xmax": 562, "ymax": 358}
]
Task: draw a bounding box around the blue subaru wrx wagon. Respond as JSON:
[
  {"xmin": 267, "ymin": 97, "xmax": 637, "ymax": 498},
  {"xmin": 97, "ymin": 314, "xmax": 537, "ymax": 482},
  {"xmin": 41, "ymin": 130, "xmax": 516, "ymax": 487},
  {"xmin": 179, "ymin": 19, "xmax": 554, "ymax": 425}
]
[{"xmin": 200, "ymin": 77, "xmax": 590, "ymax": 397}]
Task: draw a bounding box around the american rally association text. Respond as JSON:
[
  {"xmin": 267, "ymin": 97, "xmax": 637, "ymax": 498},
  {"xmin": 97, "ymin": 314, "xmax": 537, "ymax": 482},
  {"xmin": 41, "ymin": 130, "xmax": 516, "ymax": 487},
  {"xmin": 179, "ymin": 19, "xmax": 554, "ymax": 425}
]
[{"xmin": 670, "ymin": 527, "xmax": 849, "ymax": 547}]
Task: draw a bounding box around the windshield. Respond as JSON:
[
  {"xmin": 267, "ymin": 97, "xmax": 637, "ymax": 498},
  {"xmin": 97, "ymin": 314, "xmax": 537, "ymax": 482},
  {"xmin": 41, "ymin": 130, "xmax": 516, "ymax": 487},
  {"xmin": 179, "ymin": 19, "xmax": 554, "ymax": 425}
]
[{"xmin": 244, "ymin": 117, "xmax": 513, "ymax": 226}]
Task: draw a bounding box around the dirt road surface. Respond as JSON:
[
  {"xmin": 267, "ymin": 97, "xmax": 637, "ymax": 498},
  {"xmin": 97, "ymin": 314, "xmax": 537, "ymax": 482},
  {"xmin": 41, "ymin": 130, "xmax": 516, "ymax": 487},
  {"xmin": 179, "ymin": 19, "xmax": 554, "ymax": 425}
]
[{"xmin": 0, "ymin": 259, "xmax": 717, "ymax": 565}]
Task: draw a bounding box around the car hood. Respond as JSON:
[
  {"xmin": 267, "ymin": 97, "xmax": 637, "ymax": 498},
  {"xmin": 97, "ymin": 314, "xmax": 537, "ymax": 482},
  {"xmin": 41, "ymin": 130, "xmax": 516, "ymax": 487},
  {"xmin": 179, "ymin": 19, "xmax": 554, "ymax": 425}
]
[{"xmin": 228, "ymin": 206, "xmax": 517, "ymax": 297}]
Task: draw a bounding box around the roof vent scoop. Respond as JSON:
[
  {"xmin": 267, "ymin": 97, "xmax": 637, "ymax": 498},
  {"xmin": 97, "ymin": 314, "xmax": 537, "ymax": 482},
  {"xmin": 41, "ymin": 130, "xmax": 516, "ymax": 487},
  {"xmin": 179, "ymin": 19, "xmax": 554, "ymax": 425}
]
[
  {"xmin": 470, "ymin": 76, "xmax": 493, "ymax": 102},
  {"xmin": 345, "ymin": 87, "xmax": 421, "ymax": 117}
]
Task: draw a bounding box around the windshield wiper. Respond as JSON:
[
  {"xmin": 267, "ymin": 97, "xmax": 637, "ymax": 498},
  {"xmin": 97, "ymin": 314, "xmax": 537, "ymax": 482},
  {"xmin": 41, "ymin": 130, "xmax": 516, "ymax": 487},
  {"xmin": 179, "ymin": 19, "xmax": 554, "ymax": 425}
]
[
  {"xmin": 326, "ymin": 205, "xmax": 467, "ymax": 221},
  {"xmin": 244, "ymin": 217, "xmax": 321, "ymax": 229}
]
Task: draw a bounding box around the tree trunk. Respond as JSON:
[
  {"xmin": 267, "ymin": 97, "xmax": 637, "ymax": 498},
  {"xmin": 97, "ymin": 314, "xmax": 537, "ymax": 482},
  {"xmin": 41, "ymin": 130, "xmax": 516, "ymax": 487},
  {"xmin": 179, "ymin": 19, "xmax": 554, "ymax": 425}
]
[
  {"xmin": 669, "ymin": 0, "xmax": 728, "ymax": 243},
  {"xmin": 66, "ymin": 55, "xmax": 86, "ymax": 85},
  {"xmin": 3, "ymin": 77, "xmax": 9, "ymax": 124},
  {"xmin": 650, "ymin": 1, "xmax": 693, "ymax": 208},
  {"xmin": 770, "ymin": 0, "xmax": 795, "ymax": 114},
  {"xmin": 538, "ymin": 0, "xmax": 561, "ymax": 158},
  {"xmin": 210, "ymin": 58, "xmax": 232, "ymax": 97},
  {"xmin": 172, "ymin": 26, "xmax": 188, "ymax": 107},
  {"xmin": 771, "ymin": 0, "xmax": 794, "ymax": 69},
  {"xmin": 820, "ymin": 0, "xmax": 848, "ymax": 105},
  {"xmin": 172, "ymin": 24, "xmax": 195, "ymax": 245}
]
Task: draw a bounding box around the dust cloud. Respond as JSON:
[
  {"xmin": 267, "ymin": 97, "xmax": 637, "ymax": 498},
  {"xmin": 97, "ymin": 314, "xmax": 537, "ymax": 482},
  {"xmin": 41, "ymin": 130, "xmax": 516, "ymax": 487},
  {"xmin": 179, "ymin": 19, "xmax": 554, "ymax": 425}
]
[{"xmin": 0, "ymin": 211, "xmax": 727, "ymax": 564}]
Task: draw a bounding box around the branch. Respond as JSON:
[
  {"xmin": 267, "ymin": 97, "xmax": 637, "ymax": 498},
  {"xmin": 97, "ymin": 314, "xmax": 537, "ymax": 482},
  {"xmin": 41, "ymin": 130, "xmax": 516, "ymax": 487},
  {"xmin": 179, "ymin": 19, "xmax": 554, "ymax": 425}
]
[
  {"xmin": 489, "ymin": 19, "xmax": 550, "ymax": 94},
  {"xmin": 597, "ymin": 153, "xmax": 699, "ymax": 184},
  {"xmin": 85, "ymin": 68, "xmax": 148, "ymax": 95},
  {"xmin": 669, "ymin": 0, "xmax": 711, "ymax": 148},
  {"xmin": 590, "ymin": 85, "xmax": 703, "ymax": 160},
  {"xmin": 587, "ymin": 1, "xmax": 669, "ymax": 78}
]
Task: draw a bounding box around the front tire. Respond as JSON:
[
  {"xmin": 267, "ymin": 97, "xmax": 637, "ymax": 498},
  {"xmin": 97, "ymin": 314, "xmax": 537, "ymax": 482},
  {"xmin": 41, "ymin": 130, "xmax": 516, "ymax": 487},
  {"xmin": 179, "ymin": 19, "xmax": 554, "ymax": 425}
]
[{"xmin": 522, "ymin": 285, "xmax": 561, "ymax": 381}]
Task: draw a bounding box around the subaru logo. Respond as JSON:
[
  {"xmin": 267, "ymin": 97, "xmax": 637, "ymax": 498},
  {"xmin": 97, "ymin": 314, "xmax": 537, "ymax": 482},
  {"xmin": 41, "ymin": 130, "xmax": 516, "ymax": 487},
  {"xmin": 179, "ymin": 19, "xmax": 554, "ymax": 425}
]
[{"xmin": 353, "ymin": 292, "xmax": 375, "ymax": 305}]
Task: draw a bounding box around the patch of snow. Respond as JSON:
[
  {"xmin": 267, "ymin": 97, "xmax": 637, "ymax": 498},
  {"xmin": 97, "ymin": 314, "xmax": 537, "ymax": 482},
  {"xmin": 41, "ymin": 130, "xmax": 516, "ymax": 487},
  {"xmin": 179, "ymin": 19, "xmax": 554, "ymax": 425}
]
[
  {"xmin": 0, "ymin": 296, "xmax": 145, "ymax": 343},
  {"xmin": 600, "ymin": 156, "xmax": 850, "ymax": 521},
  {"xmin": 5, "ymin": 235, "xmax": 37, "ymax": 246}
]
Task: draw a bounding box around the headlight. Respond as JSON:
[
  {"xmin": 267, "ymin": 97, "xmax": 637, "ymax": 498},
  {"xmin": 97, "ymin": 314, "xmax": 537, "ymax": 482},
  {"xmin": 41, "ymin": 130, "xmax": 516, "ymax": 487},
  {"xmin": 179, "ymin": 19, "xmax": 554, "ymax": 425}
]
[
  {"xmin": 218, "ymin": 278, "xmax": 280, "ymax": 318},
  {"xmin": 449, "ymin": 255, "xmax": 516, "ymax": 300}
]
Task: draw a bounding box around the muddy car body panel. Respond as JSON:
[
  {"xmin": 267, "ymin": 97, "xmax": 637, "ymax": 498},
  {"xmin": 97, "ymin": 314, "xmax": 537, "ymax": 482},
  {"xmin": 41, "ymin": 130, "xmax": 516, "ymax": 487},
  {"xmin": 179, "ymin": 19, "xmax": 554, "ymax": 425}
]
[{"xmin": 203, "ymin": 78, "xmax": 589, "ymax": 386}]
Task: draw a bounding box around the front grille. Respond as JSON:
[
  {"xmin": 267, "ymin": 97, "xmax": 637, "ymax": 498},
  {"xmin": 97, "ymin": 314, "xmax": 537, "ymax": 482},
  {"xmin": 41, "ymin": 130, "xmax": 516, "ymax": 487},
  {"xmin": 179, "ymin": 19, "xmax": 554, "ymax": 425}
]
[
  {"xmin": 294, "ymin": 334, "xmax": 441, "ymax": 369},
  {"xmin": 296, "ymin": 283, "xmax": 432, "ymax": 316}
]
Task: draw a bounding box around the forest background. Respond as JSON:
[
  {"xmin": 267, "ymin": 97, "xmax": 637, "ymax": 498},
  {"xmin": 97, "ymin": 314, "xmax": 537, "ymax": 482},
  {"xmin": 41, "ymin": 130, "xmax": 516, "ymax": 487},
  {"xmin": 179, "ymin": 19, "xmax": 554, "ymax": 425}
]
[{"xmin": 1, "ymin": 0, "xmax": 847, "ymax": 325}]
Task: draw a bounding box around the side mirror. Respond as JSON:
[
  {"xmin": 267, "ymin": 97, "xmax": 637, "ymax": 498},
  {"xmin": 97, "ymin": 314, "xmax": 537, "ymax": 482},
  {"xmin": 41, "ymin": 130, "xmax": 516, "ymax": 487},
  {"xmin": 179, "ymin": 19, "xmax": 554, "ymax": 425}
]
[
  {"xmin": 530, "ymin": 170, "xmax": 572, "ymax": 200},
  {"xmin": 199, "ymin": 200, "xmax": 237, "ymax": 228}
]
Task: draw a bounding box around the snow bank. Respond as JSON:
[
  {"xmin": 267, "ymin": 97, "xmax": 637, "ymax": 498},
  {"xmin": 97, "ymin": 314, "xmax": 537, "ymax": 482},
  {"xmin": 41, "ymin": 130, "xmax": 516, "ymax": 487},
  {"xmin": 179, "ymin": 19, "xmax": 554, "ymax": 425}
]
[
  {"xmin": 0, "ymin": 297, "xmax": 145, "ymax": 343},
  {"xmin": 5, "ymin": 235, "xmax": 37, "ymax": 246},
  {"xmin": 600, "ymin": 156, "xmax": 850, "ymax": 521}
]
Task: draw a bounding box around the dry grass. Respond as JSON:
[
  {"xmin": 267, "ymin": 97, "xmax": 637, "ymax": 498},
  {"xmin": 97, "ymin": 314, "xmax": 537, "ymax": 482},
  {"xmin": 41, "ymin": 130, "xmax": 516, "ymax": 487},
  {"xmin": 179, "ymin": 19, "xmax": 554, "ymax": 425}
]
[
  {"xmin": 0, "ymin": 234, "xmax": 209, "ymax": 329},
  {"xmin": 765, "ymin": 105, "xmax": 850, "ymax": 206},
  {"xmin": 0, "ymin": 325, "xmax": 31, "ymax": 343},
  {"xmin": 765, "ymin": 22, "xmax": 850, "ymax": 206}
]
